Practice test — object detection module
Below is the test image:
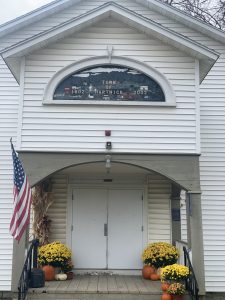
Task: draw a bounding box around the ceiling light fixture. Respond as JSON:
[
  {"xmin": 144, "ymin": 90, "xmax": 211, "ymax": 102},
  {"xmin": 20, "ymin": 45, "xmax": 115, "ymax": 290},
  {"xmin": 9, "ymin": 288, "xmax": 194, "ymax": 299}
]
[{"xmin": 105, "ymin": 155, "xmax": 111, "ymax": 173}]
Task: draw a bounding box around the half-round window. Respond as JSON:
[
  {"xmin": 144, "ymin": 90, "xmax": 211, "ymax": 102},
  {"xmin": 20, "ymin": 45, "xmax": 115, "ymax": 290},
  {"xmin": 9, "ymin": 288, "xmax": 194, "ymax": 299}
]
[{"xmin": 53, "ymin": 65, "xmax": 165, "ymax": 102}]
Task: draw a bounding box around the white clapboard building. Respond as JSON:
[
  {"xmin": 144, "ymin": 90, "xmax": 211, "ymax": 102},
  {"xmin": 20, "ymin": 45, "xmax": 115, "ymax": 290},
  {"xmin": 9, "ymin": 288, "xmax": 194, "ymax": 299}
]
[{"xmin": 0, "ymin": 0, "xmax": 224, "ymax": 298}]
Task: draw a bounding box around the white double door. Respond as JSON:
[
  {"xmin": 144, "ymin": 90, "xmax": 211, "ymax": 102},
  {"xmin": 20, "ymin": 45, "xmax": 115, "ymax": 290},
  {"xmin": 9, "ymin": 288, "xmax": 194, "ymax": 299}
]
[{"xmin": 72, "ymin": 187, "xmax": 143, "ymax": 269}]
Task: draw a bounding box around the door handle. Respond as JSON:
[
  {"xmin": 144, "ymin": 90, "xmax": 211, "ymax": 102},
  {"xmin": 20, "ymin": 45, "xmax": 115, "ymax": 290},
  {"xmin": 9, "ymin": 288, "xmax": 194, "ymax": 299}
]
[{"xmin": 104, "ymin": 223, "xmax": 108, "ymax": 236}]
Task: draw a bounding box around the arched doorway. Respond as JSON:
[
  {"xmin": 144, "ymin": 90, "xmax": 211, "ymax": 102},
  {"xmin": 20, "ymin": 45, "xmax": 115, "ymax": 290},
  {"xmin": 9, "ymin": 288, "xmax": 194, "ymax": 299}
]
[
  {"xmin": 13, "ymin": 152, "xmax": 205, "ymax": 293},
  {"xmin": 37, "ymin": 161, "xmax": 180, "ymax": 271}
]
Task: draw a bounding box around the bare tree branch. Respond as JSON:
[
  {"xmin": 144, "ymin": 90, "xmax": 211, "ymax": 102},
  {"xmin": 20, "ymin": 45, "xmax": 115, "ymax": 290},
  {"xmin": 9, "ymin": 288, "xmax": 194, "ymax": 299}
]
[{"xmin": 160, "ymin": 0, "xmax": 225, "ymax": 30}]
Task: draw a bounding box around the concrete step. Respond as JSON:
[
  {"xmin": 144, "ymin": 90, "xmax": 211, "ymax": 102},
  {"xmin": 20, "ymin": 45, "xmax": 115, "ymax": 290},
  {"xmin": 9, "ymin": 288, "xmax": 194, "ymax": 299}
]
[
  {"xmin": 28, "ymin": 294, "xmax": 162, "ymax": 300},
  {"xmin": 28, "ymin": 292, "xmax": 192, "ymax": 300}
]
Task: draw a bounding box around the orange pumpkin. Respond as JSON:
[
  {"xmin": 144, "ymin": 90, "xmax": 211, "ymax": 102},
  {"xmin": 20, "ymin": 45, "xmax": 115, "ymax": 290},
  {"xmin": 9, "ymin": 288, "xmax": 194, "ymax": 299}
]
[
  {"xmin": 161, "ymin": 293, "xmax": 172, "ymax": 300},
  {"xmin": 142, "ymin": 265, "xmax": 155, "ymax": 279},
  {"xmin": 161, "ymin": 282, "xmax": 170, "ymax": 292},
  {"xmin": 42, "ymin": 265, "xmax": 55, "ymax": 281},
  {"xmin": 150, "ymin": 273, "xmax": 160, "ymax": 281}
]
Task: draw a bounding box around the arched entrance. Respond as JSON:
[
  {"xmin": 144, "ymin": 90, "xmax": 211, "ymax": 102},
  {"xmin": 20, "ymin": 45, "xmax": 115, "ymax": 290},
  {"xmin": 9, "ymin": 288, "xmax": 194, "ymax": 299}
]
[
  {"xmin": 12, "ymin": 152, "xmax": 205, "ymax": 294},
  {"xmin": 50, "ymin": 162, "xmax": 162, "ymax": 271}
]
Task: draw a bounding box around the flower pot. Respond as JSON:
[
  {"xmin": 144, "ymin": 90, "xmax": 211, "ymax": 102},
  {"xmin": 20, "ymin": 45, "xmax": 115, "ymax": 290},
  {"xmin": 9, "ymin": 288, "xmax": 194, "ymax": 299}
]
[
  {"xmin": 172, "ymin": 296, "xmax": 184, "ymax": 300},
  {"xmin": 142, "ymin": 265, "xmax": 155, "ymax": 279},
  {"xmin": 42, "ymin": 265, "xmax": 55, "ymax": 281},
  {"xmin": 66, "ymin": 271, "xmax": 74, "ymax": 280},
  {"xmin": 161, "ymin": 293, "xmax": 172, "ymax": 300},
  {"xmin": 161, "ymin": 282, "xmax": 170, "ymax": 292}
]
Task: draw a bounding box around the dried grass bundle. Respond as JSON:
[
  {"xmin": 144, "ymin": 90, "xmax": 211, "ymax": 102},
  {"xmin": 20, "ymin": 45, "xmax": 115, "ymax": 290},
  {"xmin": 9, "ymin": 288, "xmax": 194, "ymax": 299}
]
[{"xmin": 32, "ymin": 179, "xmax": 53, "ymax": 245}]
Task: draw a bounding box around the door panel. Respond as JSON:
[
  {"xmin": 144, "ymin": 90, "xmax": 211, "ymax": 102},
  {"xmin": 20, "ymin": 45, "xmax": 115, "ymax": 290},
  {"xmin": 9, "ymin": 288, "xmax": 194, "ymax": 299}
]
[
  {"xmin": 72, "ymin": 188, "xmax": 107, "ymax": 268},
  {"xmin": 108, "ymin": 189, "xmax": 143, "ymax": 269}
]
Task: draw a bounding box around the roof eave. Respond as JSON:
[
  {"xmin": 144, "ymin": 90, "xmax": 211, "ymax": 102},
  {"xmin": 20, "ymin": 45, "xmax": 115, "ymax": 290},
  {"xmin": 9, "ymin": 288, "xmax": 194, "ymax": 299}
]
[
  {"xmin": 0, "ymin": 0, "xmax": 80, "ymax": 39},
  {"xmin": 1, "ymin": 2, "xmax": 219, "ymax": 83},
  {"xmin": 0, "ymin": 0, "xmax": 225, "ymax": 45}
]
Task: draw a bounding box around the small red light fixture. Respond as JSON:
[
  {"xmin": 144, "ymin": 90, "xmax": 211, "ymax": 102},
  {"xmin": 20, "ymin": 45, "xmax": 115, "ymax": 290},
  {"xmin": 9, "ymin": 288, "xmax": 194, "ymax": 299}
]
[{"xmin": 105, "ymin": 130, "xmax": 111, "ymax": 137}]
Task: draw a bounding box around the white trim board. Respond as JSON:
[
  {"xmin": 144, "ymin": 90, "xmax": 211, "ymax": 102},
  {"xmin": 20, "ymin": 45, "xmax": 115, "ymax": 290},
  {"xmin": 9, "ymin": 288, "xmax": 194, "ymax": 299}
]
[
  {"xmin": 43, "ymin": 56, "xmax": 176, "ymax": 107},
  {"xmin": 67, "ymin": 184, "xmax": 147, "ymax": 270}
]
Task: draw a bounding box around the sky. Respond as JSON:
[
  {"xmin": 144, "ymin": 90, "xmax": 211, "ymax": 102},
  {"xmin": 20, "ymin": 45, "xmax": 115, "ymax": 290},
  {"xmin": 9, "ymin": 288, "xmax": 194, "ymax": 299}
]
[{"xmin": 0, "ymin": 0, "xmax": 54, "ymax": 25}]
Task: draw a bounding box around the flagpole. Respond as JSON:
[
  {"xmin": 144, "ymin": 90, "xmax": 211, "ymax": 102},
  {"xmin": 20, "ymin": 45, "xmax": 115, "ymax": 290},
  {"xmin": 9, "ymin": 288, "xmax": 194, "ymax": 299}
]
[{"xmin": 10, "ymin": 138, "xmax": 33, "ymax": 291}]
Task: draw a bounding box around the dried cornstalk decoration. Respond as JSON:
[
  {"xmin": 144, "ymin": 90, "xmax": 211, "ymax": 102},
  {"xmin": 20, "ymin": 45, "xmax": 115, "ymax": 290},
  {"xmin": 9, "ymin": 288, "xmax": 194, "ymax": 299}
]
[{"xmin": 32, "ymin": 179, "xmax": 54, "ymax": 245}]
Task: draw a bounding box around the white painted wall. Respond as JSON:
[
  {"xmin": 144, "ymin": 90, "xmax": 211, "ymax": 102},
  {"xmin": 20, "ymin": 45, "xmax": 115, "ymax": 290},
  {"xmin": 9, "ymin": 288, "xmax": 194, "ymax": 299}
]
[
  {"xmin": 48, "ymin": 173, "xmax": 68, "ymax": 244},
  {"xmin": 20, "ymin": 17, "xmax": 197, "ymax": 153},
  {"xmin": 0, "ymin": 57, "xmax": 19, "ymax": 291},
  {"xmin": 147, "ymin": 174, "xmax": 171, "ymax": 243}
]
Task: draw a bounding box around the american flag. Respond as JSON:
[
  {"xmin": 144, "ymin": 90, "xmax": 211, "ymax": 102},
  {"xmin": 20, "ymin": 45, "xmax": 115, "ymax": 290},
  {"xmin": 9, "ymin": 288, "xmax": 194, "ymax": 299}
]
[{"xmin": 10, "ymin": 141, "xmax": 32, "ymax": 242}]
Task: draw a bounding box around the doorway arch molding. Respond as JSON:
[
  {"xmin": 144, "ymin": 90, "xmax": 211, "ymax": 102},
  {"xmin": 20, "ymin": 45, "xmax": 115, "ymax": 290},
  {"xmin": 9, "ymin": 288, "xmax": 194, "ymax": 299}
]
[
  {"xmin": 18, "ymin": 152, "xmax": 200, "ymax": 191},
  {"xmin": 43, "ymin": 56, "xmax": 176, "ymax": 106}
]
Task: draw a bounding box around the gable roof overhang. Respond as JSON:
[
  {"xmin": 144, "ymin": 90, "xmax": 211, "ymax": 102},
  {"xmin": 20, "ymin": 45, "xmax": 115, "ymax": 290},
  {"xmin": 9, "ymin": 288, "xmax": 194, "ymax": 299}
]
[
  {"xmin": 0, "ymin": 2, "xmax": 219, "ymax": 83},
  {"xmin": 0, "ymin": 0, "xmax": 225, "ymax": 45}
]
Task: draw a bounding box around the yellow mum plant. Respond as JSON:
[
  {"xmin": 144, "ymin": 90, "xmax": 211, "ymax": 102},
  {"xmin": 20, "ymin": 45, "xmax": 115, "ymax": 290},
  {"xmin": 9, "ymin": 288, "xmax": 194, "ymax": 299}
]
[
  {"xmin": 38, "ymin": 241, "xmax": 72, "ymax": 268},
  {"xmin": 161, "ymin": 264, "xmax": 189, "ymax": 281},
  {"xmin": 142, "ymin": 242, "xmax": 179, "ymax": 268}
]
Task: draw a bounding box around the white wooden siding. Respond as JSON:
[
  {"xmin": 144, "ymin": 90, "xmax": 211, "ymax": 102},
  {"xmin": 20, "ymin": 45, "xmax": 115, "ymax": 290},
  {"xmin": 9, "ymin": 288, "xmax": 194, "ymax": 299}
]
[
  {"xmin": 0, "ymin": 57, "xmax": 19, "ymax": 291},
  {"xmin": 147, "ymin": 174, "xmax": 171, "ymax": 243},
  {"xmin": 200, "ymin": 52, "xmax": 225, "ymax": 292},
  {"xmin": 21, "ymin": 18, "xmax": 197, "ymax": 153},
  {"xmin": 48, "ymin": 173, "xmax": 68, "ymax": 244}
]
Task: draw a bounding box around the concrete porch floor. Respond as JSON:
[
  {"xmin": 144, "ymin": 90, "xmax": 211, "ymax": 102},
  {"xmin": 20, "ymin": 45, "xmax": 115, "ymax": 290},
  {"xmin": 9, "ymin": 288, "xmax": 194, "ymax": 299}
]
[{"xmin": 28, "ymin": 274, "xmax": 164, "ymax": 300}]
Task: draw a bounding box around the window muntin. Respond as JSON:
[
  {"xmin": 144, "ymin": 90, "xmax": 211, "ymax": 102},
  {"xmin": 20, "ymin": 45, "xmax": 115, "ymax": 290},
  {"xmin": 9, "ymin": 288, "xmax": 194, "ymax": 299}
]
[{"xmin": 53, "ymin": 65, "xmax": 165, "ymax": 102}]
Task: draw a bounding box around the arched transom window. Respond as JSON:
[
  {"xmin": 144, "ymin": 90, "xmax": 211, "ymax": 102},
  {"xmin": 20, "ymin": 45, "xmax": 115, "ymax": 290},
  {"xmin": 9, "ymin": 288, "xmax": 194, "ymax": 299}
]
[{"xmin": 53, "ymin": 65, "xmax": 165, "ymax": 102}]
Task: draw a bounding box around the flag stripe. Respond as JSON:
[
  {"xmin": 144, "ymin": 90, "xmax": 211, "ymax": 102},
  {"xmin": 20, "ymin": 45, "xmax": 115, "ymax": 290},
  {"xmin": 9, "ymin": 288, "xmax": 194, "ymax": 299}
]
[
  {"xmin": 10, "ymin": 184, "xmax": 31, "ymax": 237},
  {"xmin": 11, "ymin": 178, "xmax": 29, "ymax": 224},
  {"xmin": 10, "ymin": 179, "xmax": 28, "ymax": 228},
  {"xmin": 13, "ymin": 186, "xmax": 31, "ymax": 235}
]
